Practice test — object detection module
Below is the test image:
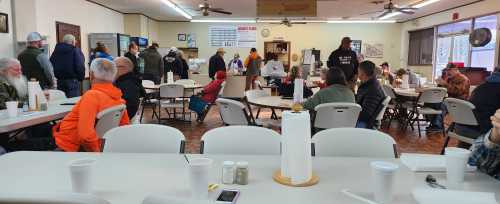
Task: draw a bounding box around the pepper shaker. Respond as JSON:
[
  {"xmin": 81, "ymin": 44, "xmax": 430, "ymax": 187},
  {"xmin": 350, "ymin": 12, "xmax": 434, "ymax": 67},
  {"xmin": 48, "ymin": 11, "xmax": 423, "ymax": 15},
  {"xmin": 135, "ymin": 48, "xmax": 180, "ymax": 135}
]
[{"xmin": 235, "ymin": 161, "xmax": 249, "ymax": 185}]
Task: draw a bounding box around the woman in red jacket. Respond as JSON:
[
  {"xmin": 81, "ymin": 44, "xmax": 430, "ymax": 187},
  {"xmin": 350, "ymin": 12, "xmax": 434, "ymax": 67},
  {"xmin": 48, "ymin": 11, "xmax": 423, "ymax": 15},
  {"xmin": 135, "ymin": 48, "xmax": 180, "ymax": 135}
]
[{"xmin": 201, "ymin": 71, "xmax": 226, "ymax": 104}]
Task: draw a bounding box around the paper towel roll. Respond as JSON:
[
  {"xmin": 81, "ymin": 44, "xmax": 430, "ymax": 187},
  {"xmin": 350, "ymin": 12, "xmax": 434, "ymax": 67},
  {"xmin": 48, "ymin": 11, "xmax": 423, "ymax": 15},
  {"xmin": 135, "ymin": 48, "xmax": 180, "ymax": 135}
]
[
  {"xmin": 167, "ymin": 71, "xmax": 174, "ymax": 84},
  {"xmin": 281, "ymin": 111, "xmax": 312, "ymax": 184},
  {"xmin": 293, "ymin": 79, "xmax": 304, "ymax": 103}
]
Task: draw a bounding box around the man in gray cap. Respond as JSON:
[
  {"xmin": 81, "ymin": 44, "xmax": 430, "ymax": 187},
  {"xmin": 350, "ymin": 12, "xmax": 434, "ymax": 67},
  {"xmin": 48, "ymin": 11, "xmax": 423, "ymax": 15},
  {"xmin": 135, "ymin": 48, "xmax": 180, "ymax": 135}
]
[{"xmin": 18, "ymin": 32, "xmax": 55, "ymax": 89}]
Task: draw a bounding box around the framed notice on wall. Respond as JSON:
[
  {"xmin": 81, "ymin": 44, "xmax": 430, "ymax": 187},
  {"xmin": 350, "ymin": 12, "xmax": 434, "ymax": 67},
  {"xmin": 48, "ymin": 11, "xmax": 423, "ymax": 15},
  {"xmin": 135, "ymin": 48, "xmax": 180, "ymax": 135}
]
[
  {"xmin": 208, "ymin": 25, "xmax": 257, "ymax": 48},
  {"xmin": 351, "ymin": 40, "xmax": 362, "ymax": 55},
  {"xmin": 209, "ymin": 26, "xmax": 238, "ymax": 47}
]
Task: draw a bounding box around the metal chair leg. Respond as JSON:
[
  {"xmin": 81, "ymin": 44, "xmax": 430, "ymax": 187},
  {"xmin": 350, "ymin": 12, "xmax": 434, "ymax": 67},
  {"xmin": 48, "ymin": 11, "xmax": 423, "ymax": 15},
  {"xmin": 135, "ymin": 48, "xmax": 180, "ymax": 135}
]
[
  {"xmin": 441, "ymin": 136, "xmax": 450, "ymax": 155},
  {"xmin": 256, "ymin": 108, "xmax": 261, "ymax": 119}
]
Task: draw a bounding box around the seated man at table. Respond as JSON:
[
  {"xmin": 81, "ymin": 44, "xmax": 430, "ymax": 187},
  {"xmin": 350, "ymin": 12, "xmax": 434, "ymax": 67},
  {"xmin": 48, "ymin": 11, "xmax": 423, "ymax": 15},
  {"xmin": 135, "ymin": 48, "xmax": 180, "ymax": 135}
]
[
  {"xmin": 114, "ymin": 57, "xmax": 145, "ymax": 118},
  {"xmin": 0, "ymin": 58, "xmax": 28, "ymax": 109},
  {"xmin": 277, "ymin": 66, "xmax": 313, "ymax": 98},
  {"xmin": 303, "ymin": 67, "xmax": 355, "ymax": 110},
  {"xmin": 356, "ymin": 61, "xmax": 385, "ymax": 129},
  {"xmin": 427, "ymin": 64, "xmax": 471, "ymax": 132},
  {"xmin": 0, "ymin": 58, "xmax": 56, "ymax": 152},
  {"xmin": 470, "ymin": 66, "xmax": 500, "ymax": 134},
  {"xmin": 469, "ymin": 108, "xmax": 500, "ymax": 179},
  {"xmin": 53, "ymin": 58, "xmax": 130, "ymax": 152}
]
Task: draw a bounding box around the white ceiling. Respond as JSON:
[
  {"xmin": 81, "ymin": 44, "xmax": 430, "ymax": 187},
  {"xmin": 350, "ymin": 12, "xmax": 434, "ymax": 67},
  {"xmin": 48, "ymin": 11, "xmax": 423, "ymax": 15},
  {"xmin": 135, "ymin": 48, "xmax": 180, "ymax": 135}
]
[{"xmin": 90, "ymin": 0, "xmax": 482, "ymax": 22}]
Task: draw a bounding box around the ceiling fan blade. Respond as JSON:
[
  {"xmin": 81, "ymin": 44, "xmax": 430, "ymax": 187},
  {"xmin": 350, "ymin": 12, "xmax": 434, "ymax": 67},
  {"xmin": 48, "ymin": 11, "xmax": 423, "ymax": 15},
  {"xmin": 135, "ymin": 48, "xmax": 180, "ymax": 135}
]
[
  {"xmin": 377, "ymin": 10, "xmax": 391, "ymax": 18},
  {"xmin": 397, "ymin": 7, "xmax": 418, "ymax": 10},
  {"xmin": 359, "ymin": 10, "xmax": 384, "ymax": 16},
  {"xmin": 291, "ymin": 22, "xmax": 307, "ymax": 24},
  {"xmin": 397, "ymin": 9, "xmax": 415, "ymax": 15},
  {"xmin": 208, "ymin": 9, "xmax": 232, "ymax": 15}
]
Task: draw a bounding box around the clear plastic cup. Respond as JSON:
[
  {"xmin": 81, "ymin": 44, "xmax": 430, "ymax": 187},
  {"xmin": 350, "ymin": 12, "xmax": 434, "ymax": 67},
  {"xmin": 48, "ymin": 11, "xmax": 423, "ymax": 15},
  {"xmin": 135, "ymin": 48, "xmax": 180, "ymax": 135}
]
[
  {"xmin": 189, "ymin": 158, "xmax": 213, "ymax": 200},
  {"xmin": 445, "ymin": 147, "xmax": 471, "ymax": 189},
  {"xmin": 371, "ymin": 161, "xmax": 399, "ymax": 204},
  {"xmin": 5, "ymin": 101, "xmax": 18, "ymax": 118},
  {"xmin": 68, "ymin": 158, "xmax": 96, "ymax": 193}
]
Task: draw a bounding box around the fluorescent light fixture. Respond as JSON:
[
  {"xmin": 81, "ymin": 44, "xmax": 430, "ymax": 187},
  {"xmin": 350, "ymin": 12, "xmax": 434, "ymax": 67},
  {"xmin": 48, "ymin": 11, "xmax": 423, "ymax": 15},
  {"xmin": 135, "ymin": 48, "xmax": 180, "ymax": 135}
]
[
  {"xmin": 191, "ymin": 19, "xmax": 257, "ymax": 23},
  {"xmin": 327, "ymin": 20, "xmax": 396, "ymax": 24},
  {"xmin": 257, "ymin": 19, "xmax": 327, "ymax": 23},
  {"xmin": 413, "ymin": 0, "xmax": 441, "ymax": 8},
  {"xmin": 257, "ymin": 20, "xmax": 282, "ymax": 23},
  {"xmin": 162, "ymin": 0, "xmax": 192, "ymax": 20},
  {"xmin": 379, "ymin": 12, "xmax": 402, "ymax": 20}
]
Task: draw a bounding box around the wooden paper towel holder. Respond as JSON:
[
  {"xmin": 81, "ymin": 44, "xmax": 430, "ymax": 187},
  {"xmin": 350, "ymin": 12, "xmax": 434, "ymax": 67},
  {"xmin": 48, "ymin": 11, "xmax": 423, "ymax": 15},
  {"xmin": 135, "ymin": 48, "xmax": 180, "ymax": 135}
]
[{"xmin": 272, "ymin": 170, "xmax": 319, "ymax": 187}]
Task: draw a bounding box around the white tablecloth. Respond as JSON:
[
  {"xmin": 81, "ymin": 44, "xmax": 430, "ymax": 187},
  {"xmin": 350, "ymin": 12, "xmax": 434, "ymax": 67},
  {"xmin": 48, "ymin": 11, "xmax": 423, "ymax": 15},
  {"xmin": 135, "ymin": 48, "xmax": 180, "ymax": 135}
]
[{"xmin": 2, "ymin": 152, "xmax": 500, "ymax": 204}]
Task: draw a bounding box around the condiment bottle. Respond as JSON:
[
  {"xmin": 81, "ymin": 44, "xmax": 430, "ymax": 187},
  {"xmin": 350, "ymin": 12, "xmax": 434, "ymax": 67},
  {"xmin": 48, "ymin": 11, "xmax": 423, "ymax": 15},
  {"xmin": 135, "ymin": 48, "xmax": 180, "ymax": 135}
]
[
  {"xmin": 235, "ymin": 161, "xmax": 249, "ymax": 185},
  {"xmin": 222, "ymin": 161, "xmax": 235, "ymax": 184}
]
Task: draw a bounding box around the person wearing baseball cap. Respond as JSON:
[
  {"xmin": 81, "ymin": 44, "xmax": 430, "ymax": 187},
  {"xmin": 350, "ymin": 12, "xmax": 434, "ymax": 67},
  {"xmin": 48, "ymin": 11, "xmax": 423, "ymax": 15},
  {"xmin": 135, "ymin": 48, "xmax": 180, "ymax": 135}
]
[
  {"xmin": 327, "ymin": 36, "xmax": 359, "ymax": 90},
  {"xmin": 208, "ymin": 48, "xmax": 226, "ymax": 80},
  {"xmin": 17, "ymin": 32, "xmax": 55, "ymax": 89}
]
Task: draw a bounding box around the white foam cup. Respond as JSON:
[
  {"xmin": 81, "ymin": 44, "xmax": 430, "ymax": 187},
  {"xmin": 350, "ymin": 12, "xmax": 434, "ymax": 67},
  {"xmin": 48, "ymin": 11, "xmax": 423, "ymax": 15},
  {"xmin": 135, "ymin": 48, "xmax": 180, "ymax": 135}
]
[
  {"xmin": 445, "ymin": 147, "xmax": 471, "ymax": 189},
  {"xmin": 5, "ymin": 101, "xmax": 18, "ymax": 118},
  {"xmin": 371, "ymin": 161, "xmax": 399, "ymax": 204},
  {"xmin": 68, "ymin": 158, "xmax": 96, "ymax": 193},
  {"xmin": 189, "ymin": 158, "xmax": 213, "ymax": 200}
]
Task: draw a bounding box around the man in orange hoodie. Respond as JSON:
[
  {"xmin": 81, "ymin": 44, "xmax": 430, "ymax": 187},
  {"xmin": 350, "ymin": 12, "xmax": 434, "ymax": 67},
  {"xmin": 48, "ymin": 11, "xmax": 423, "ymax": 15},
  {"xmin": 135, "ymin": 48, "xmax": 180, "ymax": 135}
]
[
  {"xmin": 53, "ymin": 58, "xmax": 129, "ymax": 152},
  {"xmin": 244, "ymin": 48, "xmax": 262, "ymax": 90}
]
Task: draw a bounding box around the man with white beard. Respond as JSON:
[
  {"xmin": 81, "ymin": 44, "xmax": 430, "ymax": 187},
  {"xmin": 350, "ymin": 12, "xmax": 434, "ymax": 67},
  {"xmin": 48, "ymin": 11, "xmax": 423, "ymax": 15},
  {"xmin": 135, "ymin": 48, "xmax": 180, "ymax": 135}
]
[{"xmin": 0, "ymin": 58, "xmax": 28, "ymax": 109}]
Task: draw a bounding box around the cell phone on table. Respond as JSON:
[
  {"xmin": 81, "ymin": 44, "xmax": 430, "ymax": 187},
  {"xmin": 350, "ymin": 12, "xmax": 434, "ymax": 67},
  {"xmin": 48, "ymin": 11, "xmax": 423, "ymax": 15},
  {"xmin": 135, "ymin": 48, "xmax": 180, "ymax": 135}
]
[{"xmin": 216, "ymin": 189, "xmax": 240, "ymax": 204}]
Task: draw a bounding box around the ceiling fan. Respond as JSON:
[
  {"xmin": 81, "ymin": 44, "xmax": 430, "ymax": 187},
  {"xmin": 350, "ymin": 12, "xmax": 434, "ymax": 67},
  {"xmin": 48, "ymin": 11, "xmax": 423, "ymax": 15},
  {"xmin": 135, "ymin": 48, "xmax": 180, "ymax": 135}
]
[
  {"xmin": 360, "ymin": 0, "xmax": 418, "ymax": 19},
  {"xmin": 270, "ymin": 18, "xmax": 306, "ymax": 27},
  {"xmin": 196, "ymin": 0, "xmax": 232, "ymax": 16}
]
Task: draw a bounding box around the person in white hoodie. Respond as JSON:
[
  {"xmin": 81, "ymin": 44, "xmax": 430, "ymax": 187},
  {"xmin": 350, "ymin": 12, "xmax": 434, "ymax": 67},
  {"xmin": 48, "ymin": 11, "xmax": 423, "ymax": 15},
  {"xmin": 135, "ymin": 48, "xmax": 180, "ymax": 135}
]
[{"xmin": 261, "ymin": 53, "xmax": 286, "ymax": 84}]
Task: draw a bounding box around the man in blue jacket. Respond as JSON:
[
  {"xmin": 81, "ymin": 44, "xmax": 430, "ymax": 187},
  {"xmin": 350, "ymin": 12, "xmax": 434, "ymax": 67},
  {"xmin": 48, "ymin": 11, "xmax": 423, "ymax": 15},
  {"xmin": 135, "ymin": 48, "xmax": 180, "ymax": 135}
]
[{"xmin": 50, "ymin": 34, "xmax": 85, "ymax": 97}]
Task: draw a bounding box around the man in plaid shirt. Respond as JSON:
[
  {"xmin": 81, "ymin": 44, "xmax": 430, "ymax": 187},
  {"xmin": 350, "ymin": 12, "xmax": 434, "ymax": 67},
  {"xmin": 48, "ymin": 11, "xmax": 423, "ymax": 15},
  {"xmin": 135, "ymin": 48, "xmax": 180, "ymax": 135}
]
[{"xmin": 469, "ymin": 109, "xmax": 500, "ymax": 179}]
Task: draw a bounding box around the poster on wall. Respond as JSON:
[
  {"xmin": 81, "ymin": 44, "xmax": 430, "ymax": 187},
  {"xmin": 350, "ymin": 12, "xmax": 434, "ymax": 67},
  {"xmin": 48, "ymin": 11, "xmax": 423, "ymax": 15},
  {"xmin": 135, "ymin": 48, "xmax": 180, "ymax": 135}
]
[
  {"xmin": 209, "ymin": 26, "xmax": 238, "ymax": 47},
  {"xmin": 187, "ymin": 33, "xmax": 197, "ymax": 48},
  {"xmin": 237, "ymin": 26, "xmax": 257, "ymax": 48},
  {"xmin": 363, "ymin": 43, "xmax": 384, "ymax": 58},
  {"xmin": 208, "ymin": 25, "xmax": 257, "ymax": 48},
  {"xmin": 351, "ymin": 40, "xmax": 362, "ymax": 55}
]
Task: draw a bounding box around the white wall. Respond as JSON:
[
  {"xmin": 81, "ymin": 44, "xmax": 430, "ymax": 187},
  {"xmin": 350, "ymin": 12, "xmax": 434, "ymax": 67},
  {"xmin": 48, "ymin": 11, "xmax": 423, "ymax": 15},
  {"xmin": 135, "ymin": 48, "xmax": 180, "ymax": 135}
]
[
  {"xmin": 158, "ymin": 22, "xmax": 402, "ymax": 74},
  {"xmin": 124, "ymin": 14, "xmax": 159, "ymax": 45},
  {"xmin": 0, "ymin": 0, "xmax": 14, "ymax": 58},
  {"xmin": 401, "ymin": 0, "xmax": 500, "ymax": 78},
  {"xmin": 14, "ymin": 0, "xmax": 124, "ymax": 62}
]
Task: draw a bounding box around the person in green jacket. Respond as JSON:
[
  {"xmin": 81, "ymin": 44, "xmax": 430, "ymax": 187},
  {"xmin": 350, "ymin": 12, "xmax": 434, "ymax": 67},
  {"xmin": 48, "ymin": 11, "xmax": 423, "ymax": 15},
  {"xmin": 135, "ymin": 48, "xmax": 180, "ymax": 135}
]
[
  {"xmin": 303, "ymin": 67, "xmax": 355, "ymax": 110},
  {"xmin": 18, "ymin": 32, "xmax": 55, "ymax": 89}
]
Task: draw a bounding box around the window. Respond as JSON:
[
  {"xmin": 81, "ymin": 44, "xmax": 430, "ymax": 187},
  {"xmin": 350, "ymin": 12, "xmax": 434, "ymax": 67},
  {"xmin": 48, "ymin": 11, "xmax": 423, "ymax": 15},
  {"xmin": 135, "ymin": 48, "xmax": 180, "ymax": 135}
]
[
  {"xmin": 435, "ymin": 19, "xmax": 473, "ymax": 77},
  {"xmin": 408, "ymin": 28, "xmax": 434, "ymax": 65},
  {"xmin": 470, "ymin": 15, "xmax": 497, "ymax": 71}
]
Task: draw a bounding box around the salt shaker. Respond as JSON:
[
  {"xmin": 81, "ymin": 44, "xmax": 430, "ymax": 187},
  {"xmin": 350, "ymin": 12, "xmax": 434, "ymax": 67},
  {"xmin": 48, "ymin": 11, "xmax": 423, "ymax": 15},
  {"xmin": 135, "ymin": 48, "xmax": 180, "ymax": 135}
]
[
  {"xmin": 235, "ymin": 161, "xmax": 249, "ymax": 185},
  {"xmin": 222, "ymin": 161, "xmax": 235, "ymax": 184}
]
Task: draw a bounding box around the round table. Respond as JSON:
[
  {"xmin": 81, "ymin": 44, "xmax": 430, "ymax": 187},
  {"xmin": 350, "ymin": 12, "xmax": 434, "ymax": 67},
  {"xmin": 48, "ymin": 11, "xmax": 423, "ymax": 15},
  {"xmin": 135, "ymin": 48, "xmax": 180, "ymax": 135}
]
[
  {"xmin": 143, "ymin": 83, "xmax": 204, "ymax": 90},
  {"xmin": 394, "ymin": 88, "xmax": 420, "ymax": 98},
  {"xmin": 247, "ymin": 96, "xmax": 293, "ymax": 110}
]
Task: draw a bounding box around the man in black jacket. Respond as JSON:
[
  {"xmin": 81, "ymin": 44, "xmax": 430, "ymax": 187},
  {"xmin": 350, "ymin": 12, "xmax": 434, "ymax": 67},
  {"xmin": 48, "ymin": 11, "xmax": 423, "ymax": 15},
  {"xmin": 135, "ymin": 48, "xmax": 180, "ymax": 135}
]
[
  {"xmin": 470, "ymin": 67, "xmax": 500, "ymax": 134},
  {"xmin": 50, "ymin": 34, "xmax": 85, "ymax": 97},
  {"xmin": 327, "ymin": 37, "xmax": 359, "ymax": 89},
  {"xmin": 208, "ymin": 48, "xmax": 226, "ymax": 80},
  {"xmin": 356, "ymin": 60, "xmax": 385, "ymax": 129},
  {"xmin": 114, "ymin": 57, "xmax": 145, "ymax": 118},
  {"xmin": 124, "ymin": 42, "xmax": 140, "ymax": 76}
]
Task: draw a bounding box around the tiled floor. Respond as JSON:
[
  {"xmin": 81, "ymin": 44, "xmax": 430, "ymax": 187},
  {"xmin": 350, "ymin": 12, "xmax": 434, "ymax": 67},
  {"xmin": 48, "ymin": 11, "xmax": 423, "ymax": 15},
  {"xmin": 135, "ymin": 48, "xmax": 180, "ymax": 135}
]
[{"xmin": 140, "ymin": 106, "xmax": 458, "ymax": 154}]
